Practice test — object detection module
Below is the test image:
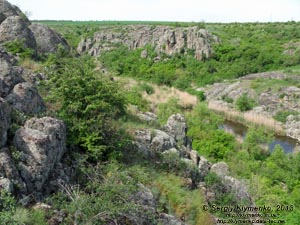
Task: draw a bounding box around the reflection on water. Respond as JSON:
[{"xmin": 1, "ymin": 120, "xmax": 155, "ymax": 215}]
[{"xmin": 219, "ymin": 120, "xmax": 299, "ymax": 153}]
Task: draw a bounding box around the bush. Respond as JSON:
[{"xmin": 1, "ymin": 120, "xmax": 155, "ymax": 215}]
[
  {"xmin": 221, "ymin": 95, "xmax": 234, "ymax": 103},
  {"xmin": 242, "ymin": 126, "xmax": 272, "ymax": 160},
  {"xmin": 4, "ymin": 40, "xmax": 35, "ymax": 59},
  {"xmin": 157, "ymin": 98, "xmax": 182, "ymax": 125},
  {"xmin": 140, "ymin": 83, "xmax": 155, "ymax": 95},
  {"xmin": 196, "ymin": 91, "xmax": 206, "ymax": 101},
  {"xmin": 44, "ymin": 56, "xmax": 128, "ymax": 160},
  {"xmin": 125, "ymin": 89, "xmax": 150, "ymax": 111},
  {"xmin": 235, "ymin": 93, "xmax": 256, "ymax": 111},
  {"xmin": 273, "ymin": 110, "xmax": 299, "ymax": 123}
]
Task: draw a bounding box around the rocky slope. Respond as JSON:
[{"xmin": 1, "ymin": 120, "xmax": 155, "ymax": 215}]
[
  {"xmin": 0, "ymin": 0, "xmax": 71, "ymax": 203},
  {"xmin": 135, "ymin": 113, "xmax": 262, "ymax": 224},
  {"xmin": 0, "ymin": 45, "xmax": 70, "ymax": 201},
  {"xmin": 77, "ymin": 25, "xmax": 219, "ymax": 60}
]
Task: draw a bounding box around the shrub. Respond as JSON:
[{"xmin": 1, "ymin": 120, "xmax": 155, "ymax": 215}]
[
  {"xmin": 44, "ymin": 56, "xmax": 127, "ymax": 160},
  {"xmin": 140, "ymin": 83, "xmax": 155, "ymax": 95},
  {"xmin": 157, "ymin": 98, "xmax": 182, "ymax": 125},
  {"xmin": 196, "ymin": 91, "xmax": 206, "ymax": 101},
  {"xmin": 221, "ymin": 95, "xmax": 234, "ymax": 103},
  {"xmin": 235, "ymin": 93, "xmax": 256, "ymax": 111},
  {"xmin": 4, "ymin": 40, "xmax": 35, "ymax": 59},
  {"xmin": 242, "ymin": 126, "xmax": 272, "ymax": 160},
  {"xmin": 125, "ymin": 89, "xmax": 150, "ymax": 111},
  {"xmin": 273, "ymin": 110, "xmax": 299, "ymax": 123}
]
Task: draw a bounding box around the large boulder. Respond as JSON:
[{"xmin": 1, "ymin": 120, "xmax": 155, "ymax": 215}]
[
  {"xmin": 6, "ymin": 82, "xmax": 45, "ymax": 114},
  {"xmin": 13, "ymin": 117, "xmax": 66, "ymax": 194},
  {"xmin": 0, "ymin": 16, "xmax": 36, "ymax": 49},
  {"xmin": 0, "ymin": 0, "xmax": 26, "ymax": 21},
  {"xmin": 134, "ymin": 129, "xmax": 176, "ymax": 157},
  {"xmin": 165, "ymin": 114, "xmax": 189, "ymax": 147},
  {"xmin": 210, "ymin": 162, "xmax": 229, "ymax": 177},
  {"xmin": 29, "ymin": 23, "xmax": 69, "ymax": 54},
  {"xmin": 0, "ymin": 98, "xmax": 11, "ymax": 147},
  {"xmin": 210, "ymin": 162, "xmax": 251, "ymax": 203}
]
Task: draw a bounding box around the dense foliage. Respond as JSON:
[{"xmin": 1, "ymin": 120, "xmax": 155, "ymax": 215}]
[{"xmin": 43, "ymin": 56, "xmax": 128, "ymax": 160}]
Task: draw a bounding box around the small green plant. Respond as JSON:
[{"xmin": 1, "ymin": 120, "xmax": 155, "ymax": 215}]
[
  {"xmin": 196, "ymin": 91, "xmax": 206, "ymax": 102},
  {"xmin": 157, "ymin": 98, "xmax": 182, "ymax": 125},
  {"xmin": 221, "ymin": 95, "xmax": 234, "ymax": 103},
  {"xmin": 235, "ymin": 93, "xmax": 256, "ymax": 111},
  {"xmin": 274, "ymin": 110, "xmax": 299, "ymax": 123},
  {"xmin": 243, "ymin": 126, "xmax": 272, "ymax": 160},
  {"xmin": 4, "ymin": 40, "xmax": 35, "ymax": 59},
  {"xmin": 140, "ymin": 83, "xmax": 155, "ymax": 95}
]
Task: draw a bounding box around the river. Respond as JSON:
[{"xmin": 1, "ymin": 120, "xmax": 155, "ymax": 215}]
[{"xmin": 219, "ymin": 120, "xmax": 300, "ymax": 153}]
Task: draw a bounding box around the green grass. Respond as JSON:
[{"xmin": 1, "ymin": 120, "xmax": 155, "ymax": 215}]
[
  {"xmin": 250, "ymin": 77, "xmax": 300, "ymax": 94},
  {"xmin": 154, "ymin": 174, "xmax": 214, "ymax": 225}
]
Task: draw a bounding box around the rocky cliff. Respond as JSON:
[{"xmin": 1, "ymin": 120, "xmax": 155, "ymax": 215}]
[{"xmin": 77, "ymin": 25, "xmax": 219, "ymax": 60}]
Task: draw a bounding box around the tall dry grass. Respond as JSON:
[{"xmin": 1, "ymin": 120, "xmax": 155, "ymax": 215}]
[{"xmin": 208, "ymin": 100, "xmax": 285, "ymax": 135}]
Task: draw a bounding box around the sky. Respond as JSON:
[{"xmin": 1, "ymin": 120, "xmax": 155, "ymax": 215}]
[{"xmin": 8, "ymin": 0, "xmax": 300, "ymax": 22}]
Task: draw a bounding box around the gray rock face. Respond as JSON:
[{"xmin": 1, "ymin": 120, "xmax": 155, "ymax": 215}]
[
  {"xmin": 165, "ymin": 114, "xmax": 189, "ymax": 147},
  {"xmin": 0, "ymin": 98, "xmax": 11, "ymax": 147},
  {"xmin": 0, "ymin": 177, "xmax": 13, "ymax": 193},
  {"xmin": 0, "ymin": 12, "xmax": 6, "ymax": 24},
  {"xmin": 198, "ymin": 156, "xmax": 211, "ymax": 177},
  {"xmin": 189, "ymin": 149, "xmax": 200, "ymax": 165},
  {"xmin": 0, "ymin": 48, "xmax": 45, "ymax": 115},
  {"xmin": 29, "ymin": 24, "xmax": 69, "ymax": 54},
  {"xmin": 6, "ymin": 82, "xmax": 45, "ymax": 114},
  {"xmin": 136, "ymin": 111, "xmax": 158, "ymax": 123},
  {"xmin": 0, "ymin": 1, "xmax": 68, "ymax": 55},
  {"xmin": 0, "ymin": 148, "xmax": 25, "ymax": 193},
  {"xmin": 286, "ymin": 115, "xmax": 300, "ymax": 143},
  {"xmin": 0, "ymin": 0, "xmax": 25, "ymax": 20},
  {"xmin": 134, "ymin": 129, "xmax": 176, "ymax": 156},
  {"xmin": 13, "ymin": 117, "xmax": 66, "ymax": 193},
  {"xmin": 0, "ymin": 16, "xmax": 36, "ymax": 49},
  {"xmin": 223, "ymin": 176, "xmax": 251, "ymax": 202},
  {"xmin": 0, "ymin": 49, "xmax": 24, "ymax": 98},
  {"xmin": 77, "ymin": 25, "xmax": 218, "ymax": 61},
  {"xmin": 210, "ymin": 162, "xmax": 229, "ymax": 177},
  {"xmin": 210, "ymin": 161, "xmax": 251, "ymax": 203}
]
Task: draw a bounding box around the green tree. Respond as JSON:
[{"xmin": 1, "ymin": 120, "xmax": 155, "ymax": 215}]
[
  {"xmin": 235, "ymin": 93, "xmax": 256, "ymax": 111},
  {"xmin": 45, "ymin": 56, "xmax": 127, "ymax": 160}
]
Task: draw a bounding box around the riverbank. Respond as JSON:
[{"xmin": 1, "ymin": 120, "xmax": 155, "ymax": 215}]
[{"xmin": 208, "ymin": 100, "xmax": 285, "ymax": 135}]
